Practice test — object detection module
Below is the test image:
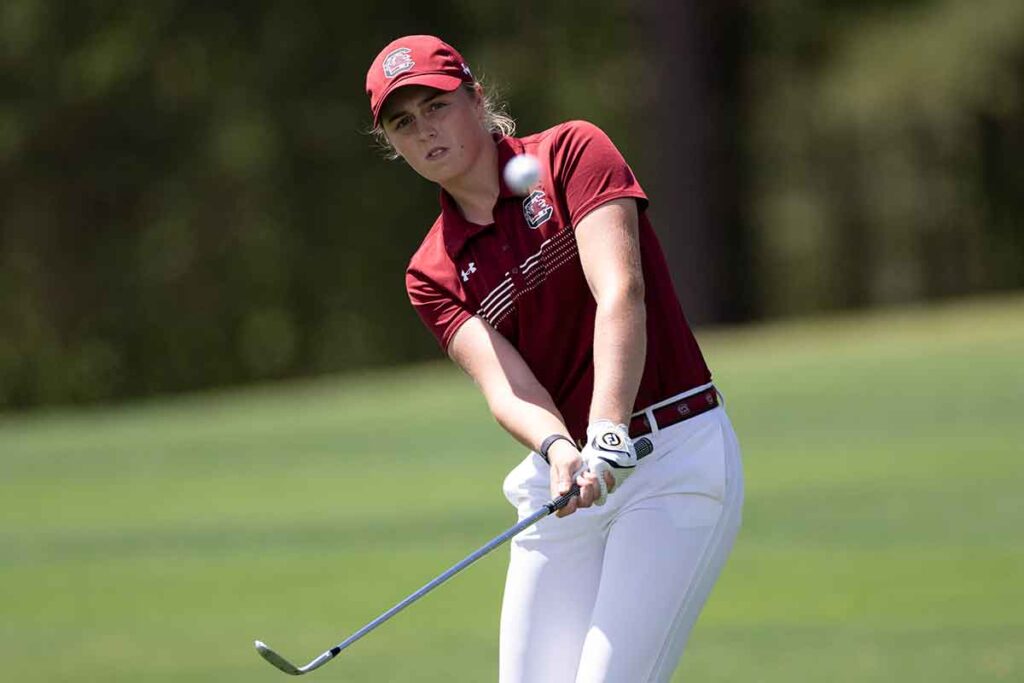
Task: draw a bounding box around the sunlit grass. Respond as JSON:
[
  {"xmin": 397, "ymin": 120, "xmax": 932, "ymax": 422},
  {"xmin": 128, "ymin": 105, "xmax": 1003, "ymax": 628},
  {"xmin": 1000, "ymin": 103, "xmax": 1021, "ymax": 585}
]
[{"xmin": 2, "ymin": 294, "xmax": 1022, "ymax": 681}]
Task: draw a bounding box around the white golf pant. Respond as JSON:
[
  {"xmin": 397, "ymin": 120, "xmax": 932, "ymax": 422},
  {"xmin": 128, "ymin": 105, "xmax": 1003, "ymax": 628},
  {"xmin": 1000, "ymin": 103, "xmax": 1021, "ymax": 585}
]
[{"xmin": 499, "ymin": 405, "xmax": 744, "ymax": 683}]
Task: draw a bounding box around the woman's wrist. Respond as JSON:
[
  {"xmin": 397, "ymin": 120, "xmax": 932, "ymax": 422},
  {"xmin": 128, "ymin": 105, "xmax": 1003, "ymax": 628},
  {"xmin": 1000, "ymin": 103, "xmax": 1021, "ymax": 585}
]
[{"xmin": 539, "ymin": 434, "xmax": 575, "ymax": 464}]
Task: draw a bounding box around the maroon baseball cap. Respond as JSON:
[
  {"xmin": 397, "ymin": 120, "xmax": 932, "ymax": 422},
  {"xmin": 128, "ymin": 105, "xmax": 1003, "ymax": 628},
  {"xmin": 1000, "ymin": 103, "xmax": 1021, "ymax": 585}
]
[{"xmin": 366, "ymin": 35, "xmax": 475, "ymax": 126}]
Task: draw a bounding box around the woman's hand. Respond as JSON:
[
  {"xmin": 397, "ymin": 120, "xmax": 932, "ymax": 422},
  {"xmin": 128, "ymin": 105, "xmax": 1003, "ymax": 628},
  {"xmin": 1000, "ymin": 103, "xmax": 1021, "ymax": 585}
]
[
  {"xmin": 579, "ymin": 420, "xmax": 637, "ymax": 505},
  {"xmin": 547, "ymin": 439, "xmax": 615, "ymax": 518}
]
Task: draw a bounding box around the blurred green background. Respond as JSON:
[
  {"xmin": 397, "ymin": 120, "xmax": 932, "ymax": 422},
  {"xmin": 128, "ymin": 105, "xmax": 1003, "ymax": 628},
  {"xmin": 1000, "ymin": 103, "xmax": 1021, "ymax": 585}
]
[
  {"xmin": 2, "ymin": 0, "xmax": 1023, "ymax": 407},
  {"xmin": 2, "ymin": 0, "xmax": 1023, "ymax": 680}
]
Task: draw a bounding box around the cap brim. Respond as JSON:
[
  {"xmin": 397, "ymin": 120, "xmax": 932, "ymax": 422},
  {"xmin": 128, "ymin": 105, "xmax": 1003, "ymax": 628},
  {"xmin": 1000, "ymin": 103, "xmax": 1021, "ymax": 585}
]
[{"xmin": 373, "ymin": 73, "xmax": 466, "ymax": 126}]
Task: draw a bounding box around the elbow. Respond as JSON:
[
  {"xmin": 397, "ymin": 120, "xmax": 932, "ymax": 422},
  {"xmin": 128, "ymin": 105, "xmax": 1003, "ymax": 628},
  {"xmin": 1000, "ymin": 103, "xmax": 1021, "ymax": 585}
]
[
  {"xmin": 624, "ymin": 276, "xmax": 646, "ymax": 304},
  {"xmin": 487, "ymin": 391, "xmax": 525, "ymax": 437},
  {"xmin": 484, "ymin": 392, "xmax": 506, "ymax": 422},
  {"xmin": 598, "ymin": 276, "xmax": 646, "ymax": 310},
  {"xmin": 484, "ymin": 387, "xmax": 517, "ymax": 426}
]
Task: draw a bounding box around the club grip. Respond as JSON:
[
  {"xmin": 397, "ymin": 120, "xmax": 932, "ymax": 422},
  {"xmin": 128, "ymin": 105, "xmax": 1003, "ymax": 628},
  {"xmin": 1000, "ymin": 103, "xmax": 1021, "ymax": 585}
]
[{"xmin": 546, "ymin": 483, "xmax": 582, "ymax": 513}]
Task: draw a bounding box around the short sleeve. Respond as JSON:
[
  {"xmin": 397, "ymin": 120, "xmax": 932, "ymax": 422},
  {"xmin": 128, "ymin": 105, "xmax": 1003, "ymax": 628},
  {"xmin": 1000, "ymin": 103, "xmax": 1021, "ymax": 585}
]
[
  {"xmin": 552, "ymin": 120, "xmax": 649, "ymax": 227},
  {"xmin": 406, "ymin": 268, "xmax": 474, "ymax": 352}
]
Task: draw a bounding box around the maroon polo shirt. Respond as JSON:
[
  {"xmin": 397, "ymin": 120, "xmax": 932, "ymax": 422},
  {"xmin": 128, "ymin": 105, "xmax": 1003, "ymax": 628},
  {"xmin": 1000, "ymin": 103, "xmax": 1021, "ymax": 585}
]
[{"xmin": 405, "ymin": 120, "xmax": 711, "ymax": 443}]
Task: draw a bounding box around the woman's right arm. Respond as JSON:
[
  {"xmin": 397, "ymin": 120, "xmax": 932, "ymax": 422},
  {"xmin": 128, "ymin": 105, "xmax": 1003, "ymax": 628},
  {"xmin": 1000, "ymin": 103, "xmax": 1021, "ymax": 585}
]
[{"xmin": 447, "ymin": 316, "xmax": 606, "ymax": 516}]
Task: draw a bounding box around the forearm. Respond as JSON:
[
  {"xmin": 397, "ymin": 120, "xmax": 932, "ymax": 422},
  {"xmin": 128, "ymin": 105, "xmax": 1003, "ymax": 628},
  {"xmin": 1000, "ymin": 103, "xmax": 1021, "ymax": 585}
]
[
  {"xmin": 487, "ymin": 383, "xmax": 572, "ymax": 453},
  {"xmin": 589, "ymin": 286, "xmax": 647, "ymax": 425},
  {"xmin": 448, "ymin": 316, "xmax": 573, "ymax": 453}
]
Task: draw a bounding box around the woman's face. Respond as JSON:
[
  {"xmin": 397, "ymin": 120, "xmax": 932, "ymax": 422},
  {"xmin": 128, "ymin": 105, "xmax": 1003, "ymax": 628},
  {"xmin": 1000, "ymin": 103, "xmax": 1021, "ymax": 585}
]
[{"xmin": 380, "ymin": 85, "xmax": 490, "ymax": 185}]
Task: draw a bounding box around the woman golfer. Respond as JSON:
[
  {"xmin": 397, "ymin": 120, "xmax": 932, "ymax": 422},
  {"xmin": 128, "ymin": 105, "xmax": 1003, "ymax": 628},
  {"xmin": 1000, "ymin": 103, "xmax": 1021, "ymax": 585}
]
[{"xmin": 366, "ymin": 35, "xmax": 744, "ymax": 683}]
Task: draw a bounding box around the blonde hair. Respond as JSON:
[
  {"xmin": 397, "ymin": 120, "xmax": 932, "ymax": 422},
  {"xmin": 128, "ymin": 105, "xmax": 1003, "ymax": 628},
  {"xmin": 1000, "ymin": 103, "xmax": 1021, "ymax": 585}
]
[{"xmin": 369, "ymin": 80, "xmax": 516, "ymax": 161}]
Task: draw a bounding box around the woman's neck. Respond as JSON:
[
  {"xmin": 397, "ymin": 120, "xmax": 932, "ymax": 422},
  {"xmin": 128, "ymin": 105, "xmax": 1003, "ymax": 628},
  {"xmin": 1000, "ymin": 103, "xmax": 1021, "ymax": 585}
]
[{"xmin": 442, "ymin": 138, "xmax": 500, "ymax": 225}]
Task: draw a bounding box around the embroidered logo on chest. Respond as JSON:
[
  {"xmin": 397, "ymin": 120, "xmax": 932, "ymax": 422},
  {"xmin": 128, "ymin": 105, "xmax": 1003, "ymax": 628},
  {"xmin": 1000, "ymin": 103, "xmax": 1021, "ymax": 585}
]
[
  {"xmin": 522, "ymin": 190, "xmax": 554, "ymax": 229},
  {"xmin": 460, "ymin": 262, "xmax": 477, "ymax": 282}
]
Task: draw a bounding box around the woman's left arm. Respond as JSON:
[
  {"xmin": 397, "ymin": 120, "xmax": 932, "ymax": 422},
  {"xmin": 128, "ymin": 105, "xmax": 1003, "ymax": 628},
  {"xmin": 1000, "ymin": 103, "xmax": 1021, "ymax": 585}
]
[{"xmin": 575, "ymin": 197, "xmax": 647, "ymax": 425}]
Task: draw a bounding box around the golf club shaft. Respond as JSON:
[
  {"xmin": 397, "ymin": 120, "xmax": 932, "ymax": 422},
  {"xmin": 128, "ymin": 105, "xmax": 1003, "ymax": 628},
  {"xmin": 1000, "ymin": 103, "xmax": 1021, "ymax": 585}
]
[{"xmin": 297, "ymin": 484, "xmax": 581, "ymax": 673}]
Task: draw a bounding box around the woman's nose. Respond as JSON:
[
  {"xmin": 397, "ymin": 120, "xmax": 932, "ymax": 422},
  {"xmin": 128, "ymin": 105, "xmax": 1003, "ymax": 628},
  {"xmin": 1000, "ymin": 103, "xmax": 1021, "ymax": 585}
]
[{"xmin": 417, "ymin": 121, "xmax": 437, "ymax": 139}]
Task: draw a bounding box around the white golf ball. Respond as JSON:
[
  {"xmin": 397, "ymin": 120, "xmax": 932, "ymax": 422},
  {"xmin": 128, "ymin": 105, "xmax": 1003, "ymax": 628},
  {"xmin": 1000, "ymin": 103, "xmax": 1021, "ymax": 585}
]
[{"xmin": 503, "ymin": 153, "xmax": 541, "ymax": 194}]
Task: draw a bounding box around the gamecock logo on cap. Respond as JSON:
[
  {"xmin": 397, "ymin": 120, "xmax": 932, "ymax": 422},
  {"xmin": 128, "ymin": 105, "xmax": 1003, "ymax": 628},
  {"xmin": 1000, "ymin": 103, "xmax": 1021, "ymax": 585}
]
[
  {"xmin": 383, "ymin": 48, "xmax": 415, "ymax": 79},
  {"xmin": 523, "ymin": 190, "xmax": 553, "ymax": 229}
]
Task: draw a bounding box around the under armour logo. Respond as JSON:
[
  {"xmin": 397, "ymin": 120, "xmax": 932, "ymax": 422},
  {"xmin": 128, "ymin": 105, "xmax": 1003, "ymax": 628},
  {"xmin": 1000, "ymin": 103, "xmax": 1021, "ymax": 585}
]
[{"xmin": 461, "ymin": 262, "xmax": 477, "ymax": 282}]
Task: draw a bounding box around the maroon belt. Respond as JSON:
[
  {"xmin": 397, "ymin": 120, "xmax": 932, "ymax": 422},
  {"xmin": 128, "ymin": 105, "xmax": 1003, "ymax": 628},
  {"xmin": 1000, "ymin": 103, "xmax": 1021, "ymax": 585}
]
[{"xmin": 628, "ymin": 387, "xmax": 720, "ymax": 439}]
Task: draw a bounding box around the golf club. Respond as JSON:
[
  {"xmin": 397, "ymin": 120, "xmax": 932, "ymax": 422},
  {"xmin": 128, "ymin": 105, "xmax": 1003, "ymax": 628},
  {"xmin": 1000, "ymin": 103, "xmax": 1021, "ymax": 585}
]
[{"xmin": 254, "ymin": 482, "xmax": 582, "ymax": 676}]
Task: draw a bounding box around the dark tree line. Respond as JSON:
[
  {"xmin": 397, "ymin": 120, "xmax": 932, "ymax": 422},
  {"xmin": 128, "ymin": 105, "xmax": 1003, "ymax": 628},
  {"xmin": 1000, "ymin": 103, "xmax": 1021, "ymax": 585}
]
[{"xmin": 2, "ymin": 0, "xmax": 1022, "ymax": 408}]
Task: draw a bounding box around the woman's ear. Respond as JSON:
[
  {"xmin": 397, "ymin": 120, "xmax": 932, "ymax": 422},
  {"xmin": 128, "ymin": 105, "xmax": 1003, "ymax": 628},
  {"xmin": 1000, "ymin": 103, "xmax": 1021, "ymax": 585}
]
[{"xmin": 471, "ymin": 83, "xmax": 486, "ymax": 124}]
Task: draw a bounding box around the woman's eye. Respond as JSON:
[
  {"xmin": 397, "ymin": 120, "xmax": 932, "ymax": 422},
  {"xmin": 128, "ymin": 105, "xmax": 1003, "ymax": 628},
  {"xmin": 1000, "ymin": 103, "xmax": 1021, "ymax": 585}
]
[
  {"xmin": 395, "ymin": 116, "xmax": 411, "ymax": 129},
  {"xmin": 429, "ymin": 101, "xmax": 446, "ymax": 111}
]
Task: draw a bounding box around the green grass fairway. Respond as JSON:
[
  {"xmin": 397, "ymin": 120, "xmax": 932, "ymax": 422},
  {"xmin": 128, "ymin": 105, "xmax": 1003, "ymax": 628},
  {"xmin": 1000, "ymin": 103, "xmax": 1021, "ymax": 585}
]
[{"xmin": 2, "ymin": 295, "xmax": 1022, "ymax": 682}]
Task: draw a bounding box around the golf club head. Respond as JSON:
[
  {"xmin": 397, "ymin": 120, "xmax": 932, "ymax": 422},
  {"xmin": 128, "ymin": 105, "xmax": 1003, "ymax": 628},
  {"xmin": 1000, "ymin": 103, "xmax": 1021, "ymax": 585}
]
[{"xmin": 254, "ymin": 640, "xmax": 303, "ymax": 675}]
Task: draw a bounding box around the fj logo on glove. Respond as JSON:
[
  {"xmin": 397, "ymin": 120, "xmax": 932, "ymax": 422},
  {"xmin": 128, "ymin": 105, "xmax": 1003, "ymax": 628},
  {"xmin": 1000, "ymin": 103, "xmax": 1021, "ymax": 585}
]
[{"xmin": 601, "ymin": 433, "xmax": 622, "ymax": 448}]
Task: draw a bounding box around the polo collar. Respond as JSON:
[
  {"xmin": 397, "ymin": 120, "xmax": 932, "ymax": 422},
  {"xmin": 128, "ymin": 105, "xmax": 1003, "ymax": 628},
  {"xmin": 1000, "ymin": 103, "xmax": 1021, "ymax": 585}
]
[{"xmin": 441, "ymin": 135, "xmax": 526, "ymax": 259}]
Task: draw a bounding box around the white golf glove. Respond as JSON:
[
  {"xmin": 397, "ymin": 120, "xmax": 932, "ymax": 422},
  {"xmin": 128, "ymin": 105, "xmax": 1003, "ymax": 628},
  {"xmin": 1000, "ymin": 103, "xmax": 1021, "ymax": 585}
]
[{"xmin": 580, "ymin": 419, "xmax": 638, "ymax": 505}]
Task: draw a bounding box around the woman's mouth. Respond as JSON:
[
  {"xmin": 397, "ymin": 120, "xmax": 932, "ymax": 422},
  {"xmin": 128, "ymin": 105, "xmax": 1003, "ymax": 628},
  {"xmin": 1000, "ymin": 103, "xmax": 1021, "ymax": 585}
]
[{"xmin": 426, "ymin": 147, "xmax": 448, "ymax": 161}]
